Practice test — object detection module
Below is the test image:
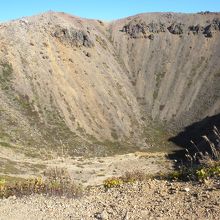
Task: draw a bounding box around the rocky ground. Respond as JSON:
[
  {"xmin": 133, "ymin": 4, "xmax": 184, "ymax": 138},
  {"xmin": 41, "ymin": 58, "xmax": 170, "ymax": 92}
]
[
  {"xmin": 0, "ymin": 179, "xmax": 220, "ymax": 219},
  {"xmin": 1, "ymin": 146, "xmax": 220, "ymax": 219}
]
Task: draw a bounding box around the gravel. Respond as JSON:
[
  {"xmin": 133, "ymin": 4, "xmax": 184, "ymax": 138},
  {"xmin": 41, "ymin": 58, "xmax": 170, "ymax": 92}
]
[{"xmin": 0, "ymin": 179, "xmax": 220, "ymax": 219}]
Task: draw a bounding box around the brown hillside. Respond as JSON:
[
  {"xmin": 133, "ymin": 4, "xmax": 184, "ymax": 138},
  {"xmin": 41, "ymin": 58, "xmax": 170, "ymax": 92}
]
[{"xmin": 0, "ymin": 12, "xmax": 220, "ymax": 156}]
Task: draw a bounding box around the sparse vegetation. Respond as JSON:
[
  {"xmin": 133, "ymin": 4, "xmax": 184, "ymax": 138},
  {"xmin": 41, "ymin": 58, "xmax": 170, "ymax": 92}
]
[
  {"xmin": 214, "ymin": 69, "xmax": 220, "ymax": 77},
  {"xmin": 167, "ymin": 161, "xmax": 220, "ymax": 182},
  {"xmin": 153, "ymin": 71, "xmax": 166, "ymax": 100},
  {"xmin": 103, "ymin": 127, "xmax": 220, "ymax": 187},
  {"xmin": 111, "ymin": 129, "xmax": 119, "ymax": 140},
  {"xmin": 0, "ymin": 141, "xmax": 12, "ymax": 148},
  {"xmin": 0, "ymin": 62, "xmax": 13, "ymax": 81},
  {"xmin": 168, "ymin": 126, "xmax": 220, "ymax": 182},
  {"xmin": 104, "ymin": 177, "xmax": 123, "ymax": 188},
  {"xmin": 104, "ymin": 170, "xmax": 147, "ymax": 188},
  {"xmin": 142, "ymin": 119, "xmax": 175, "ymax": 152},
  {"xmin": 121, "ymin": 170, "xmax": 147, "ymax": 182},
  {"xmin": 0, "ymin": 62, "xmax": 13, "ymax": 90},
  {"xmin": 0, "ymin": 168, "xmax": 82, "ymax": 198},
  {"xmin": 95, "ymin": 35, "xmax": 108, "ymax": 50}
]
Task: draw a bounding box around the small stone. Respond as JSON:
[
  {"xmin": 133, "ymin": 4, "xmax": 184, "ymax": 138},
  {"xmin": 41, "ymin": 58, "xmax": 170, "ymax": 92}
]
[
  {"xmin": 86, "ymin": 52, "xmax": 91, "ymax": 57},
  {"xmin": 183, "ymin": 187, "xmax": 190, "ymax": 192},
  {"xmin": 123, "ymin": 211, "xmax": 129, "ymax": 220},
  {"xmin": 94, "ymin": 210, "xmax": 108, "ymax": 220},
  {"xmin": 148, "ymin": 34, "xmax": 154, "ymax": 40},
  {"xmin": 10, "ymin": 195, "xmax": 17, "ymax": 200}
]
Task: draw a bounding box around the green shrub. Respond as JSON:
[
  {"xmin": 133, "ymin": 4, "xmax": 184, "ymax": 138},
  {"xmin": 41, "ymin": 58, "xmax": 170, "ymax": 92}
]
[
  {"xmin": 104, "ymin": 177, "xmax": 123, "ymax": 188},
  {"xmin": 168, "ymin": 171, "xmax": 182, "ymax": 180},
  {"xmin": 104, "ymin": 170, "xmax": 147, "ymax": 188},
  {"xmin": 196, "ymin": 164, "xmax": 220, "ymax": 181},
  {"xmin": 168, "ymin": 127, "xmax": 220, "ymax": 182},
  {"xmin": 0, "ymin": 62, "xmax": 13, "ymax": 82},
  {"xmin": 0, "ymin": 62, "xmax": 13, "ymax": 90}
]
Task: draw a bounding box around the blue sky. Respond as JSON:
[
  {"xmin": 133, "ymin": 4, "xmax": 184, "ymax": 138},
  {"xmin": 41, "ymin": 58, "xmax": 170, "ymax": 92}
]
[{"xmin": 0, "ymin": 0, "xmax": 220, "ymax": 22}]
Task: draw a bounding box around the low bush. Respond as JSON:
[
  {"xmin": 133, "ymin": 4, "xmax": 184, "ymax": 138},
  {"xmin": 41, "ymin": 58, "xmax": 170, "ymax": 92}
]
[
  {"xmin": 168, "ymin": 126, "xmax": 220, "ymax": 182},
  {"xmin": 0, "ymin": 168, "xmax": 82, "ymax": 198},
  {"xmin": 104, "ymin": 170, "xmax": 147, "ymax": 188},
  {"xmin": 121, "ymin": 170, "xmax": 147, "ymax": 183},
  {"xmin": 167, "ymin": 161, "xmax": 220, "ymax": 182},
  {"xmin": 103, "ymin": 177, "xmax": 123, "ymax": 188}
]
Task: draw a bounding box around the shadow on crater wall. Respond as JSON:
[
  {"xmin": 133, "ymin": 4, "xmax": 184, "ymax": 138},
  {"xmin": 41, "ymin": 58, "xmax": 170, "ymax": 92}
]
[{"xmin": 168, "ymin": 113, "xmax": 220, "ymax": 160}]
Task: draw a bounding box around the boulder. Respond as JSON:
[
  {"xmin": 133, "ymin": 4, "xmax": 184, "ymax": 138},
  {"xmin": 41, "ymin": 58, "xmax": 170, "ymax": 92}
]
[
  {"xmin": 204, "ymin": 24, "xmax": 213, "ymax": 37},
  {"xmin": 168, "ymin": 23, "xmax": 185, "ymax": 35},
  {"xmin": 122, "ymin": 19, "xmax": 148, "ymax": 38},
  {"xmin": 122, "ymin": 20, "xmax": 166, "ymax": 38},
  {"xmin": 188, "ymin": 24, "xmax": 204, "ymax": 34},
  {"xmin": 148, "ymin": 34, "xmax": 154, "ymax": 40},
  {"xmin": 203, "ymin": 18, "xmax": 220, "ymax": 37}
]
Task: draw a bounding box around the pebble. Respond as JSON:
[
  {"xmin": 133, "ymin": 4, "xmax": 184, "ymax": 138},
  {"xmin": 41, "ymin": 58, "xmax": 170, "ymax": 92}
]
[{"xmin": 183, "ymin": 187, "xmax": 190, "ymax": 192}]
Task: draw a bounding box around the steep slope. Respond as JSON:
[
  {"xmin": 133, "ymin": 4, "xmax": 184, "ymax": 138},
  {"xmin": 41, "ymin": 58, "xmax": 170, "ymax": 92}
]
[
  {"xmin": 0, "ymin": 12, "xmax": 143, "ymax": 156},
  {"xmin": 0, "ymin": 12, "xmax": 220, "ymax": 156},
  {"xmin": 110, "ymin": 12, "xmax": 220, "ymax": 130}
]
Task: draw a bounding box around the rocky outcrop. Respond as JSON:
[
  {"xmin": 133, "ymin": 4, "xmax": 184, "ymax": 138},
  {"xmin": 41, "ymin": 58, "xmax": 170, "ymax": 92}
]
[
  {"xmin": 122, "ymin": 19, "xmax": 148, "ymax": 38},
  {"xmin": 203, "ymin": 18, "xmax": 220, "ymax": 37},
  {"xmin": 122, "ymin": 19, "xmax": 166, "ymax": 38},
  {"xmin": 53, "ymin": 26, "xmax": 94, "ymax": 47},
  {"xmin": 147, "ymin": 21, "xmax": 166, "ymax": 33},
  {"xmin": 188, "ymin": 18, "xmax": 220, "ymax": 37},
  {"xmin": 181, "ymin": 18, "xmax": 220, "ymax": 37},
  {"xmin": 122, "ymin": 17, "xmax": 220, "ymax": 38},
  {"xmin": 148, "ymin": 34, "xmax": 154, "ymax": 40},
  {"xmin": 188, "ymin": 24, "xmax": 204, "ymax": 34},
  {"xmin": 168, "ymin": 22, "xmax": 185, "ymax": 35}
]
